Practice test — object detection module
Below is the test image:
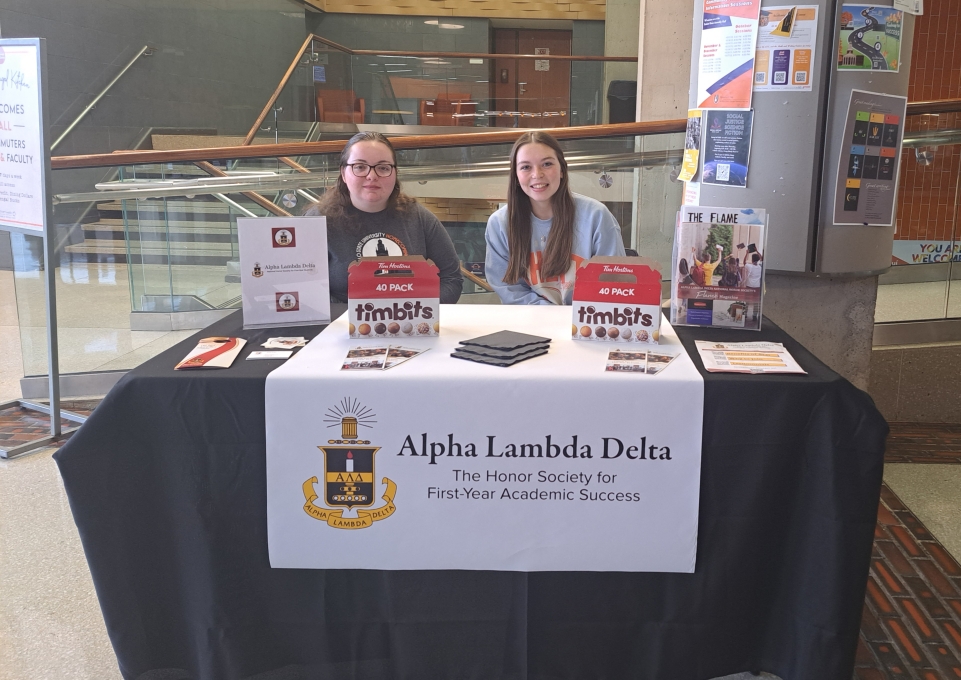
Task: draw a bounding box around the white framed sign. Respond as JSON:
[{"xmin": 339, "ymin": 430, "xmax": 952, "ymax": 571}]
[
  {"xmin": 238, "ymin": 216, "xmax": 331, "ymax": 329},
  {"xmin": 0, "ymin": 40, "xmax": 46, "ymax": 235}
]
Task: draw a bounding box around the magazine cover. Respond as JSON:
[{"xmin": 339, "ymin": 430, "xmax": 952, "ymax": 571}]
[{"xmin": 671, "ymin": 206, "xmax": 768, "ymax": 331}]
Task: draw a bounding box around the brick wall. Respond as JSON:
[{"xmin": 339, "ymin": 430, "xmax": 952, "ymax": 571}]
[{"xmin": 896, "ymin": 3, "xmax": 961, "ymax": 243}]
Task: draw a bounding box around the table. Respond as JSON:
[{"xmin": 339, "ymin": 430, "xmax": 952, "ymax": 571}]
[{"xmin": 54, "ymin": 306, "xmax": 887, "ymax": 680}]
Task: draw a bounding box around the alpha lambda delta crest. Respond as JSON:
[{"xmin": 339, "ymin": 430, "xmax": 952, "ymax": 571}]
[{"xmin": 302, "ymin": 399, "xmax": 396, "ymax": 530}]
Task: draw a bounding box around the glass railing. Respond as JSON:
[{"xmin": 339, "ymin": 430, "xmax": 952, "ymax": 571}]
[
  {"xmin": 3, "ymin": 122, "xmax": 681, "ymax": 386},
  {"xmin": 875, "ymin": 100, "xmax": 961, "ymax": 335},
  {"xmin": 245, "ymin": 35, "xmax": 638, "ymax": 145}
]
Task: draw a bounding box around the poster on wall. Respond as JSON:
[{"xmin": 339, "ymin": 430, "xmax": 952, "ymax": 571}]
[
  {"xmin": 892, "ymin": 241, "xmax": 961, "ymax": 265},
  {"xmin": 837, "ymin": 5, "xmax": 903, "ymax": 72},
  {"xmin": 678, "ymin": 109, "xmax": 703, "ymax": 183},
  {"xmin": 702, "ymin": 109, "xmax": 754, "ymax": 187},
  {"xmin": 754, "ymin": 6, "xmax": 819, "ymax": 92},
  {"xmin": 892, "ymin": 0, "xmax": 922, "ymax": 15},
  {"xmin": 833, "ymin": 90, "xmax": 907, "ymax": 227},
  {"xmin": 696, "ymin": 0, "xmax": 763, "ymax": 109},
  {"xmin": 0, "ymin": 42, "xmax": 46, "ymax": 236}
]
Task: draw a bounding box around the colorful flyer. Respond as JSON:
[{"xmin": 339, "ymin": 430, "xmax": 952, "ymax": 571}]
[
  {"xmin": 701, "ymin": 110, "xmax": 754, "ymax": 187},
  {"xmin": 671, "ymin": 206, "xmax": 767, "ymax": 332},
  {"xmin": 678, "ymin": 110, "xmax": 704, "ymax": 183},
  {"xmin": 696, "ymin": 0, "xmax": 762, "ymax": 109},
  {"xmin": 833, "ymin": 90, "xmax": 907, "ymax": 226},
  {"xmin": 754, "ymin": 6, "xmax": 818, "ymax": 92},
  {"xmin": 837, "ymin": 5, "xmax": 902, "ymax": 72}
]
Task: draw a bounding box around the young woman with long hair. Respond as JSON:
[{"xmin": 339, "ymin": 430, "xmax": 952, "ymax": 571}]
[
  {"xmin": 304, "ymin": 131, "xmax": 462, "ymax": 303},
  {"xmin": 484, "ymin": 131, "xmax": 625, "ymax": 305}
]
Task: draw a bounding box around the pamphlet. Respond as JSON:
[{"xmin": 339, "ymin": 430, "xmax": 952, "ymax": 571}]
[
  {"xmin": 605, "ymin": 350, "xmax": 679, "ymax": 375},
  {"xmin": 694, "ymin": 340, "xmax": 806, "ymax": 374},
  {"xmin": 671, "ymin": 206, "xmax": 767, "ymax": 331},
  {"xmin": 341, "ymin": 345, "xmax": 428, "ymax": 371},
  {"xmin": 175, "ymin": 337, "xmax": 247, "ymax": 370}
]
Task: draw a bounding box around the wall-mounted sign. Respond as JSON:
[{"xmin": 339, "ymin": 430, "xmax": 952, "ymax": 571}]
[
  {"xmin": 696, "ymin": 0, "xmax": 762, "ymax": 109},
  {"xmin": 0, "ymin": 42, "xmax": 45, "ymax": 235},
  {"xmin": 534, "ymin": 47, "xmax": 549, "ymax": 72},
  {"xmin": 754, "ymin": 6, "xmax": 819, "ymax": 92}
]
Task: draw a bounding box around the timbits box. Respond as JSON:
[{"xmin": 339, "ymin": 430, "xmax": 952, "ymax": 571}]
[
  {"xmin": 571, "ymin": 256, "xmax": 663, "ymax": 344},
  {"xmin": 347, "ymin": 256, "xmax": 440, "ymax": 338}
]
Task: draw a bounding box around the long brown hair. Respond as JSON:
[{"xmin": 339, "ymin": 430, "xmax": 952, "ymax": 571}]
[
  {"xmin": 308, "ymin": 131, "xmax": 412, "ymax": 218},
  {"xmin": 503, "ymin": 131, "xmax": 576, "ymax": 284}
]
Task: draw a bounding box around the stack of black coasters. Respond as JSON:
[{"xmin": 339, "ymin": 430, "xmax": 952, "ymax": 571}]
[{"xmin": 451, "ymin": 330, "xmax": 551, "ymax": 367}]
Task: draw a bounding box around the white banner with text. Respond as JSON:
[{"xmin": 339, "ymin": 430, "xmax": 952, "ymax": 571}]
[{"xmin": 266, "ymin": 305, "xmax": 704, "ymax": 572}]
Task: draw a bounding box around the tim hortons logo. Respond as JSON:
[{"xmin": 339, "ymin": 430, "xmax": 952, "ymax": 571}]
[{"xmin": 302, "ymin": 398, "xmax": 397, "ymax": 530}]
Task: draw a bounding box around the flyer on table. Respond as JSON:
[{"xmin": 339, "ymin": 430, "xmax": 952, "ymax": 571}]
[
  {"xmin": 833, "ymin": 90, "xmax": 907, "ymax": 227},
  {"xmin": 837, "ymin": 5, "xmax": 902, "ymax": 72},
  {"xmin": 238, "ymin": 216, "xmax": 331, "ymax": 328},
  {"xmin": 754, "ymin": 6, "xmax": 819, "ymax": 92},
  {"xmin": 697, "ymin": 0, "xmax": 762, "ymax": 109},
  {"xmin": 0, "ymin": 41, "xmax": 46, "ymax": 235}
]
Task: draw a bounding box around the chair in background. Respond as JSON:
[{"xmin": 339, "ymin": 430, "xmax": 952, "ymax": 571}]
[{"xmin": 316, "ymin": 90, "xmax": 365, "ymax": 124}]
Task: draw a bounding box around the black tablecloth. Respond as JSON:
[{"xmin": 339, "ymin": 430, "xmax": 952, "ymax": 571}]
[{"xmin": 55, "ymin": 308, "xmax": 887, "ymax": 680}]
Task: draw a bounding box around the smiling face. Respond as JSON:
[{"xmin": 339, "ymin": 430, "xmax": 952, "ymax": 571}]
[
  {"xmin": 341, "ymin": 140, "xmax": 397, "ymax": 213},
  {"xmin": 514, "ymin": 142, "xmax": 563, "ymax": 218}
]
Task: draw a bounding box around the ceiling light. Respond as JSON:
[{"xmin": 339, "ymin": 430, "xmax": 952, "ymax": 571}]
[
  {"xmin": 424, "ymin": 19, "xmax": 439, "ymax": 25},
  {"xmin": 439, "ymin": 23, "xmax": 464, "ymax": 29}
]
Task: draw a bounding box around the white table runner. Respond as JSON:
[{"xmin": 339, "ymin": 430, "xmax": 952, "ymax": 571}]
[{"xmin": 266, "ymin": 304, "xmax": 704, "ymax": 572}]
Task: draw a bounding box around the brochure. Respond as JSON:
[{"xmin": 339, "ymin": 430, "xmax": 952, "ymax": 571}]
[
  {"xmin": 605, "ymin": 350, "xmax": 679, "ymax": 375},
  {"xmin": 671, "ymin": 206, "xmax": 767, "ymax": 331},
  {"xmin": 341, "ymin": 345, "xmax": 429, "ymax": 371},
  {"xmin": 262, "ymin": 337, "xmax": 307, "ymax": 349},
  {"xmin": 175, "ymin": 337, "xmax": 247, "ymax": 370},
  {"xmin": 247, "ymin": 350, "xmax": 293, "ymax": 361},
  {"xmin": 694, "ymin": 340, "xmax": 806, "ymax": 374}
]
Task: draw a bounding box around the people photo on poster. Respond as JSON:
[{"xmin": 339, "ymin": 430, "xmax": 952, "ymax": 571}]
[
  {"xmin": 837, "ymin": 5, "xmax": 902, "ymax": 72},
  {"xmin": 833, "ymin": 89, "xmax": 907, "ymax": 226},
  {"xmin": 702, "ymin": 109, "xmax": 754, "ymax": 187},
  {"xmin": 671, "ymin": 205, "xmax": 767, "ymax": 331}
]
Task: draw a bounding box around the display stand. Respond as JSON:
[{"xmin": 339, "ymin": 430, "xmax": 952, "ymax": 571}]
[{"xmin": 0, "ymin": 38, "xmax": 80, "ymax": 458}]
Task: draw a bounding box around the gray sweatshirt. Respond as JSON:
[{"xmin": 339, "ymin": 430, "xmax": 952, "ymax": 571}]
[{"xmin": 323, "ymin": 202, "xmax": 463, "ymax": 303}]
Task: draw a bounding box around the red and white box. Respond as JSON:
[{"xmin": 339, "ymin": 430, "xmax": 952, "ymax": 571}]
[
  {"xmin": 347, "ymin": 257, "xmax": 441, "ymax": 339},
  {"xmin": 572, "ymin": 256, "xmax": 663, "ymax": 344}
]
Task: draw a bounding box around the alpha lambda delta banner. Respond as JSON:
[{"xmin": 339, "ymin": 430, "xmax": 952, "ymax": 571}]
[
  {"xmin": 697, "ymin": 0, "xmax": 763, "ymax": 109},
  {"xmin": 265, "ymin": 304, "xmax": 704, "ymax": 573}
]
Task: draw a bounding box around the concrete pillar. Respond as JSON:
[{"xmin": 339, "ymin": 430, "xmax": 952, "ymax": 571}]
[
  {"xmin": 632, "ymin": 2, "xmax": 879, "ymax": 390},
  {"xmin": 602, "ymin": 0, "xmax": 641, "ymax": 123}
]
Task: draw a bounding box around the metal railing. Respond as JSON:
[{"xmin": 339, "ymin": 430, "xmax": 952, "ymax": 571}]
[{"xmin": 51, "ymin": 45, "xmax": 154, "ymax": 151}]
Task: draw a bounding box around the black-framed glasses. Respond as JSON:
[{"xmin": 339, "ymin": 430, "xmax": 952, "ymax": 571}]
[{"xmin": 346, "ymin": 162, "xmax": 396, "ymax": 178}]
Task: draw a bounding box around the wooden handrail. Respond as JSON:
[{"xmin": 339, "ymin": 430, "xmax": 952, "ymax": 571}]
[
  {"xmin": 907, "ymin": 98, "xmax": 961, "ymax": 116},
  {"xmin": 242, "ymin": 33, "xmax": 640, "ymax": 146},
  {"xmin": 243, "ymin": 34, "xmax": 317, "ymax": 146},
  {"xmin": 52, "ymin": 120, "xmax": 687, "ymax": 170}
]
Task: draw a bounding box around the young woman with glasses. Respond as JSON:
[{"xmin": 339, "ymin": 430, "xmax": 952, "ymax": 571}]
[
  {"xmin": 305, "ymin": 131, "xmax": 463, "ymax": 303},
  {"xmin": 485, "ymin": 131, "xmax": 625, "ymax": 305}
]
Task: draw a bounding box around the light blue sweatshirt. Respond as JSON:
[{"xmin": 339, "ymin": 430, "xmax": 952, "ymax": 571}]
[{"xmin": 485, "ymin": 193, "xmax": 626, "ymax": 305}]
